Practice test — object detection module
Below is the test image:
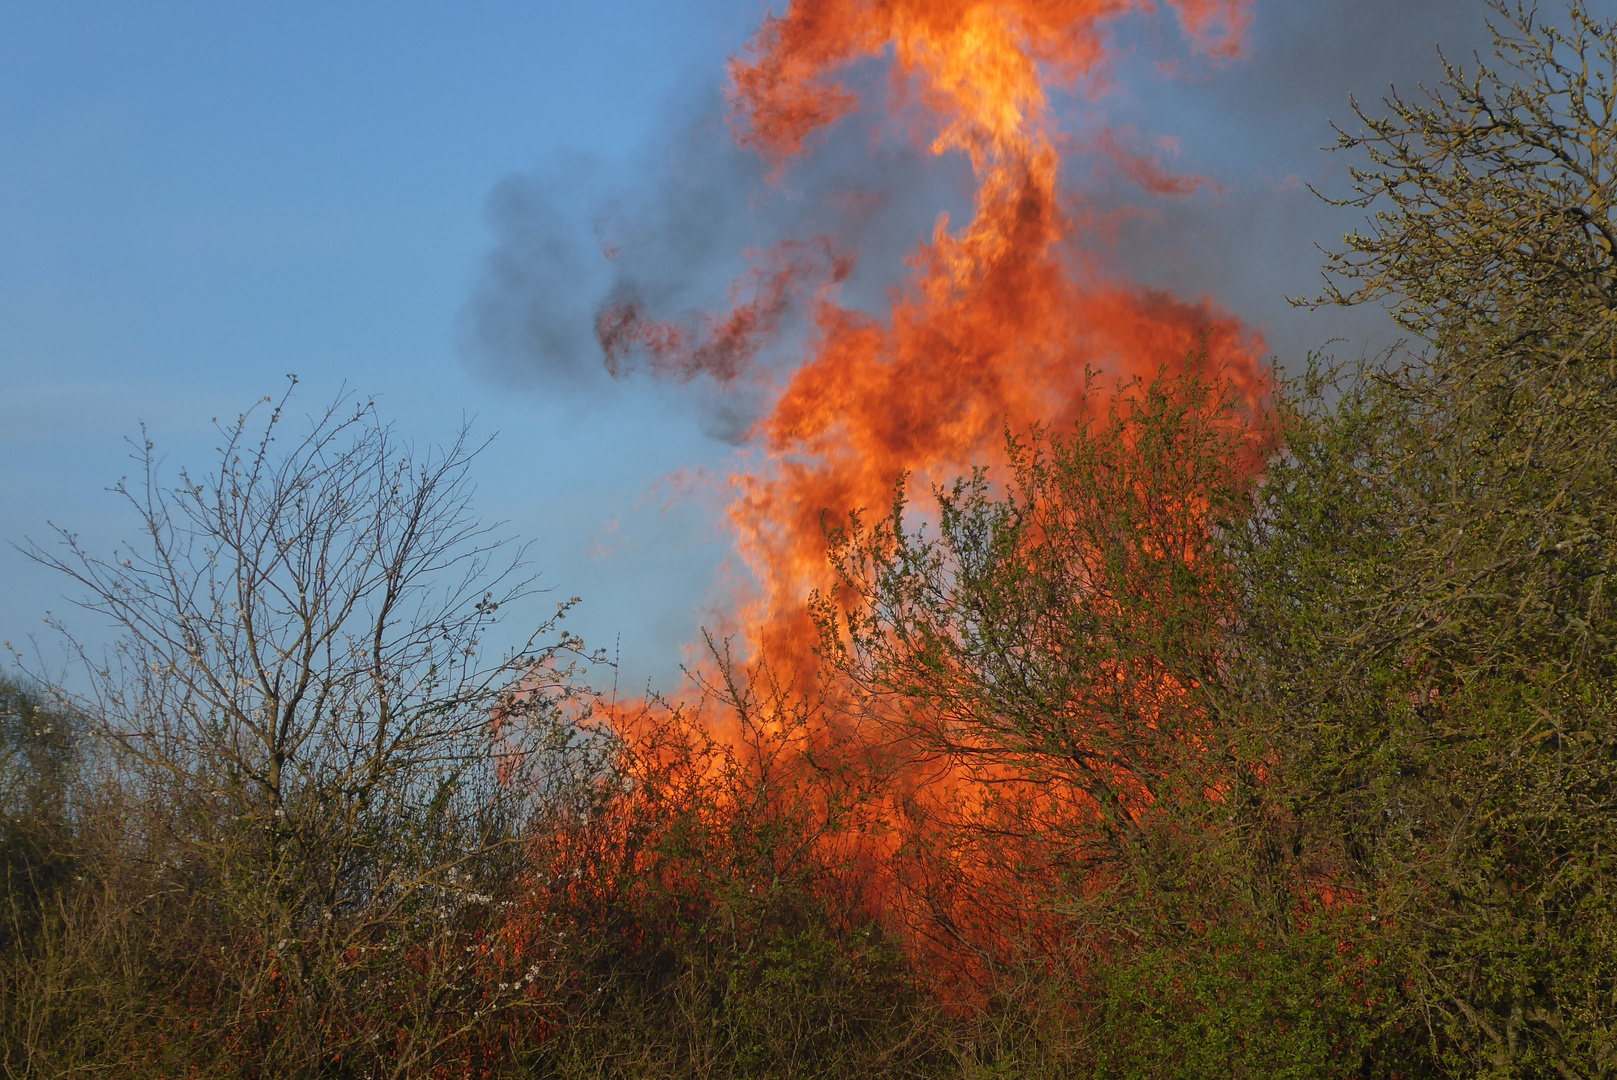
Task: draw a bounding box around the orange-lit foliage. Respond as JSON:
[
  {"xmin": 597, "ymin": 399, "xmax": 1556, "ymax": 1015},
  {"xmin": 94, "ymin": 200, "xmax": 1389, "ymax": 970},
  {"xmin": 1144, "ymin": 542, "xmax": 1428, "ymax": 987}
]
[
  {"xmin": 493, "ymin": 665, "xmax": 928, "ymax": 1047},
  {"xmin": 814, "ymin": 367, "xmax": 1276, "ymax": 984}
]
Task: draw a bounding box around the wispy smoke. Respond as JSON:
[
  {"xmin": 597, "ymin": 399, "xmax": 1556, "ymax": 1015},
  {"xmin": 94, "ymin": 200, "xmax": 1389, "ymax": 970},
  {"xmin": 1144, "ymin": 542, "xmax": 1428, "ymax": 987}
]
[{"xmin": 461, "ymin": 77, "xmax": 974, "ymax": 440}]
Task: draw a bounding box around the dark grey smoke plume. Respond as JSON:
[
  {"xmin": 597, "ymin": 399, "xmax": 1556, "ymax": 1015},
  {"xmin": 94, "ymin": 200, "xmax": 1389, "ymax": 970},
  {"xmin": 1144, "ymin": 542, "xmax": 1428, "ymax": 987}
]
[
  {"xmin": 462, "ymin": 75, "xmax": 973, "ymax": 440},
  {"xmin": 464, "ymin": 0, "xmax": 1511, "ymax": 419}
]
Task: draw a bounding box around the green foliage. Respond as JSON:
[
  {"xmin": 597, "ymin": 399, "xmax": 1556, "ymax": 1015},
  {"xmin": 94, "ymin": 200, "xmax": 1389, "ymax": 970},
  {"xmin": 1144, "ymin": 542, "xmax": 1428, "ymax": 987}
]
[
  {"xmin": 532, "ymin": 918, "xmax": 930, "ymax": 1080},
  {"xmin": 1318, "ymin": 2, "xmax": 1617, "ymax": 365},
  {"xmin": 0, "ymin": 674, "xmax": 82, "ymax": 1075},
  {"xmin": 0, "ymin": 673, "xmax": 76, "ymax": 891},
  {"xmin": 1088, "ymin": 913, "xmax": 1386, "ymax": 1080},
  {"xmin": 1307, "ymin": 0, "xmax": 1617, "ymax": 684},
  {"xmin": 1240, "ymin": 4, "xmax": 1617, "ymax": 1074}
]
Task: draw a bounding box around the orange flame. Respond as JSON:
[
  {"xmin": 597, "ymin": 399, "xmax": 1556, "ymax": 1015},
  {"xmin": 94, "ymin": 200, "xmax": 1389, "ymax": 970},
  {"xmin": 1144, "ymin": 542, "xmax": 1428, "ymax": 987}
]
[
  {"xmin": 576, "ymin": 0, "xmax": 1270, "ymax": 992},
  {"xmin": 711, "ymin": 0, "xmax": 1265, "ymax": 671}
]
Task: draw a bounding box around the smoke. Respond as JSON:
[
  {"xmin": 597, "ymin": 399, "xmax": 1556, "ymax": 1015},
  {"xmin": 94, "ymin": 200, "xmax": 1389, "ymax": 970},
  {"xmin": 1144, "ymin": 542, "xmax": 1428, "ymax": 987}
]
[
  {"xmin": 1214, "ymin": 0, "xmax": 1499, "ymax": 124},
  {"xmin": 466, "ymin": 0, "xmax": 1498, "ymax": 409},
  {"xmin": 465, "ymin": 153, "xmax": 615, "ymax": 393},
  {"xmin": 462, "ymin": 77, "xmax": 975, "ymax": 441},
  {"xmin": 1091, "ymin": 0, "xmax": 1499, "ymax": 363}
]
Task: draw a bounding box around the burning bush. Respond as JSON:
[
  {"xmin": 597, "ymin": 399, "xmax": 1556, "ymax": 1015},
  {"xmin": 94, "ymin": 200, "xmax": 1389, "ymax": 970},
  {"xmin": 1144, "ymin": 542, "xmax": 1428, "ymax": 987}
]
[{"xmin": 7, "ymin": 2, "xmax": 1617, "ymax": 1078}]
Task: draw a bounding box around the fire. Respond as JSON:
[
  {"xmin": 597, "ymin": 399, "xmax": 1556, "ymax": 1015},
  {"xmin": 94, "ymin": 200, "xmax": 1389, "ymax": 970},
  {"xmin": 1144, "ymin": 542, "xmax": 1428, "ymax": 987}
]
[
  {"xmin": 577, "ymin": 0, "xmax": 1270, "ymax": 989},
  {"xmin": 718, "ymin": 0, "xmax": 1266, "ymax": 670}
]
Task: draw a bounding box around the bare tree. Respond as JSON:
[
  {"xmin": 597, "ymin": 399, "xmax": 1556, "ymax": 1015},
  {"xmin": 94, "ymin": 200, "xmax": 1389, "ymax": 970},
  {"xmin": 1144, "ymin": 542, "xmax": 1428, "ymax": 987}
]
[{"xmin": 20, "ymin": 377, "xmax": 596, "ymax": 1077}]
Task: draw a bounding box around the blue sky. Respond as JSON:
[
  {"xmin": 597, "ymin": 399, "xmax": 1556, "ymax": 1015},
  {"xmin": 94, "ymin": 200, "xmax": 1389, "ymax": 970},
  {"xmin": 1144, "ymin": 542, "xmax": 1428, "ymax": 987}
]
[{"xmin": 1, "ymin": 0, "xmax": 1494, "ymax": 691}]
